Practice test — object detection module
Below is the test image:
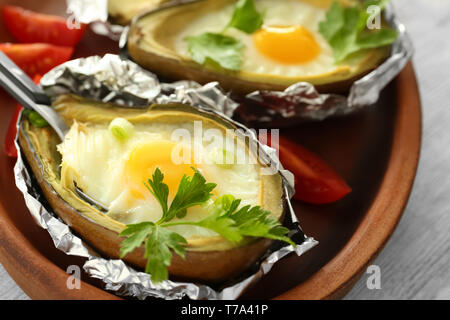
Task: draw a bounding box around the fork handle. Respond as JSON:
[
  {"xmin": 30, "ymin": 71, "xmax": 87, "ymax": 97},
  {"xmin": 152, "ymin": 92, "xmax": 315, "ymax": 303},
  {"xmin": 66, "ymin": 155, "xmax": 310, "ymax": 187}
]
[
  {"xmin": 0, "ymin": 52, "xmax": 50, "ymax": 105},
  {"xmin": 0, "ymin": 67, "xmax": 68, "ymax": 140}
]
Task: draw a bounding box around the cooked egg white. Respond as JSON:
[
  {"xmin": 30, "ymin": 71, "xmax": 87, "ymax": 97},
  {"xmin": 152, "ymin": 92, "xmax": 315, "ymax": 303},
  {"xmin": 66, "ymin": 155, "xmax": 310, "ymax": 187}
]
[
  {"xmin": 57, "ymin": 120, "xmax": 261, "ymax": 239},
  {"xmin": 174, "ymin": 0, "xmax": 336, "ymax": 77}
]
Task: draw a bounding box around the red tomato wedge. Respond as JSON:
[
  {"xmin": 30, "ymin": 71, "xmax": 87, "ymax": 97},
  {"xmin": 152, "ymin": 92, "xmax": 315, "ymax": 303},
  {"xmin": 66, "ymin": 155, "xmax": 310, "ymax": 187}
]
[
  {"xmin": 4, "ymin": 75, "xmax": 42, "ymax": 158},
  {"xmin": 0, "ymin": 43, "xmax": 73, "ymax": 77},
  {"xmin": 265, "ymin": 134, "xmax": 351, "ymax": 204},
  {"xmin": 4, "ymin": 104, "xmax": 22, "ymax": 158},
  {"xmin": 2, "ymin": 5, "xmax": 86, "ymax": 47}
]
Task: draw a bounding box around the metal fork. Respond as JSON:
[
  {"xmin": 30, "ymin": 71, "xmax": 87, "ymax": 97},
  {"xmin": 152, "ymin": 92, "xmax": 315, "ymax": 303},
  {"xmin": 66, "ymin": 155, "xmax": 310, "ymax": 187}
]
[{"xmin": 0, "ymin": 52, "xmax": 109, "ymax": 212}]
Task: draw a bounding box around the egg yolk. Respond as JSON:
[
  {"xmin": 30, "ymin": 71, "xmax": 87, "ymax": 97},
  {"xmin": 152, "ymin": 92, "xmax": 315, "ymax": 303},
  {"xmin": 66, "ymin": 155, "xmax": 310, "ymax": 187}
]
[
  {"xmin": 125, "ymin": 140, "xmax": 194, "ymax": 199},
  {"xmin": 253, "ymin": 25, "xmax": 321, "ymax": 64}
]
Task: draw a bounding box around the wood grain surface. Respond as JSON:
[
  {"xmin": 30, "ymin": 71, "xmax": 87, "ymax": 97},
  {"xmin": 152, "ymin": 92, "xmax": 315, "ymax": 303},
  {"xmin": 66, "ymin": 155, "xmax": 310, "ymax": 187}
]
[{"xmin": 0, "ymin": 0, "xmax": 444, "ymax": 300}]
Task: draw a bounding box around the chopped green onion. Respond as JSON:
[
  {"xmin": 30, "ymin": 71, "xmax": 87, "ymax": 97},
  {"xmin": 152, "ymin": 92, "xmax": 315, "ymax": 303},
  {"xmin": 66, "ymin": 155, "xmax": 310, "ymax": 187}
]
[
  {"xmin": 23, "ymin": 110, "xmax": 49, "ymax": 128},
  {"xmin": 214, "ymin": 194, "xmax": 235, "ymax": 209},
  {"xmin": 209, "ymin": 147, "xmax": 236, "ymax": 168},
  {"xmin": 109, "ymin": 117, "xmax": 134, "ymax": 140}
]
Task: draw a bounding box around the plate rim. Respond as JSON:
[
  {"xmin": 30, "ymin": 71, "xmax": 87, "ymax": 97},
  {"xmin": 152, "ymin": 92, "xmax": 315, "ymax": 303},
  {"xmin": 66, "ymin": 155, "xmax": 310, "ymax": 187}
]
[
  {"xmin": 0, "ymin": 62, "xmax": 422, "ymax": 300},
  {"xmin": 275, "ymin": 62, "xmax": 422, "ymax": 299}
]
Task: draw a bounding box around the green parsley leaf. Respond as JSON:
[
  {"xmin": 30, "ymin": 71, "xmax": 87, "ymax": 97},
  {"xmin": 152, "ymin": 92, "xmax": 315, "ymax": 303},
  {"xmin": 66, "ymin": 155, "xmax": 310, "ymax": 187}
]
[
  {"xmin": 358, "ymin": 0, "xmax": 390, "ymax": 32},
  {"xmin": 326, "ymin": 5, "xmax": 361, "ymax": 62},
  {"xmin": 119, "ymin": 222, "xmax": 187, "ymax": 284},
  {"xmin": 357, "ymin": 28, "xmax": 399, "ymax": 50},
  {"xmin": 212, "ymin": 195, "xmax": 294, "ymax": 245},
  {"xmin": 119, "ymin": 222, "xmax": 154, "ymax": 258},
  {"xmin": 145, "ymin": 167, "xmax": 216, "ymax": 224},
  {"xmin": 319, "ymin": 0, "xmax": 398, "ymax": 62},
  {"xmin": 319, "ymin": 1, "xmax": 345, "ymax": 42},
  {"xmin": 168, "ymin": 168, "xmax": 216, "ymax": 222},
  {"xmin": 185, "ymin": 32, "xmax": 245, "ymax": 71},
  {"xmin": 176, "ymin": 208, "xmax": 187, "ymax": 219},
  {"xmin": 144, "ymin": 225, "xmax": 187, "ymax": 283},
  {"xmin": 163, "ymin": 195, "xmax": 294, "ymax": 246},
  {"xmin": 363, "ymin": 0, "xmax": 389, "ymax": 11},
  {"xmin": 186, "ymin": 200, "xmax": 243, "ymax": 244},
  {"xmin": 226, "ymin": 0, "xmax": 264, "ymax": 34},
  {"xmin": 145, "ymin": 168, "xmax": 169, "ymax": 217}
]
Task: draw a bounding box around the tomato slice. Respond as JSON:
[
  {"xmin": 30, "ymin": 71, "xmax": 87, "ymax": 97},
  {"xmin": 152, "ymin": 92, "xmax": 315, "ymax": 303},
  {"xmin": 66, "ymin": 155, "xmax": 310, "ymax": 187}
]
[
  {"xmin": 266, "ymin": 135, "xmax": 351, "ymax": 204},
  {"xmin": 2, "ymin": 5, "xmax": 86, "ymax": 47},
  {"xmin": 4, "ymin": 75, "xmax": 42, "ymax": 158},
  {"xmin": 0, "ymin": 43, "xmax": 73, "ymax": 77},
  {"xmin": 4, "ymin": 104, "xmax": 23, "ymax": 158}
]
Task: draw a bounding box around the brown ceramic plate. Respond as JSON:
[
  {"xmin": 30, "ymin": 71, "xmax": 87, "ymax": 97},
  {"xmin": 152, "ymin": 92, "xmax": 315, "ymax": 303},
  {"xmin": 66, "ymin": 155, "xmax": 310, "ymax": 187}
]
[{"xmin": 0, "ymin": 0, "xmax": 421, "ymax": 300}]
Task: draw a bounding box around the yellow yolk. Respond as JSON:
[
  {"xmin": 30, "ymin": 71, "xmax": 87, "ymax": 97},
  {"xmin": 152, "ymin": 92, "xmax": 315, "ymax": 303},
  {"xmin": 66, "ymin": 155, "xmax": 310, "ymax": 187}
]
[
  {"xmin": 253, "ymin": 25, "xmax": 321, "ymax": 64},
  {"xmin": 125, "ymin": 140, "xmax": 194, "ymax": 199}
]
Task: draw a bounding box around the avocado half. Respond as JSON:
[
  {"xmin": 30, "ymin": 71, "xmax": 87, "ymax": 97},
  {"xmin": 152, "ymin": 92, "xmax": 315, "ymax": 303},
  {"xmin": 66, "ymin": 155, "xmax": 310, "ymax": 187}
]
[
  {"xmin": 108, "ymin": 0, "xmax": 168, "ymax": 26},
  {"xmin": 126, "ymin": 0, "xmax": 391, "ymax": 94},
  {"xmin": 18, "ymin": 94, "xmax": 285, "ymax": 283}
]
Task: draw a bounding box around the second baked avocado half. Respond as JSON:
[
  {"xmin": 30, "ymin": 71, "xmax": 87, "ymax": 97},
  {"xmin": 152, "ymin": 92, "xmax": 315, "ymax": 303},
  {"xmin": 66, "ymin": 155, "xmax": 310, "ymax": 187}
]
[
  {"xmin": 108, "ymin": 0, "xmax": 168, "ymax": 25},
  {"xmin": 127, "ymin": 0, "xmax": 397, "ymax": 94}
]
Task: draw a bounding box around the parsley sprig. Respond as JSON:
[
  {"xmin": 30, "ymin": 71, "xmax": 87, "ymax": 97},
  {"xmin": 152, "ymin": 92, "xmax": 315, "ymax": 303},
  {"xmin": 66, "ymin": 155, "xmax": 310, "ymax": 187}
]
[
  {"xmin": 146, "ymin": 167, "xmax": 216, "ymax": 223},
  {"xmin": 119, "ymin": 168, "xmax": 293, "ymax": 283},
  {"xmin": 226, "ymin": 0, "xmax": 264, "ymax": 34},
  {"xmin": 186, "ymin": 33, "xmax": 245, "ymax": 71},
  {"xmin": 185, "ymin": 0, "xmax": 263, "ymax": 71},
  {"xmin": 163, "ymin": 194, "xmax": 294, "ymax": 246},
  {"xmin": 120, "ymin": 221, "xmax": 187, "ymax": 282},
  {"xmin": 319, "ymin": 0, "xmax": 398, "ymax": 62}
]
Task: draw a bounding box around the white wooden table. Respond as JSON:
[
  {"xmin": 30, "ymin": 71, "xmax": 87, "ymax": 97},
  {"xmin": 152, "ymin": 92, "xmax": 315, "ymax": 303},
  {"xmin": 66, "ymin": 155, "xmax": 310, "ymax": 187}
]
[
  {"xmin": 0, "ymin": 0, "xmax": 448, "ymax": 300},
  {"xmin": 346, "ymin": 0, "xmax": 450, "ymax": 300}
]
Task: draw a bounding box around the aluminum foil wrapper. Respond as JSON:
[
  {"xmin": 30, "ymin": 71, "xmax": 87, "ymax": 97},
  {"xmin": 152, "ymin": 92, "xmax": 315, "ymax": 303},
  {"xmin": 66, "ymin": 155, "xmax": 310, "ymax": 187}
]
[
  {"xmin": 66, "ymin": 0, "xmax": 183, "ymax": 41},
  {"xmin": 42, "ymin": 54, "xmax": 161, "ymax": 107},
  {"xmin": 67, "ymin": 0, "xmax": 413, "ymax": 125},
  {"xmin": 16, "ymin": 54, "xmax": 318, "ymax": 300},
  {"xmin": 66, "ymin": 0, "xmax": 123, "ymax": 41}
]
